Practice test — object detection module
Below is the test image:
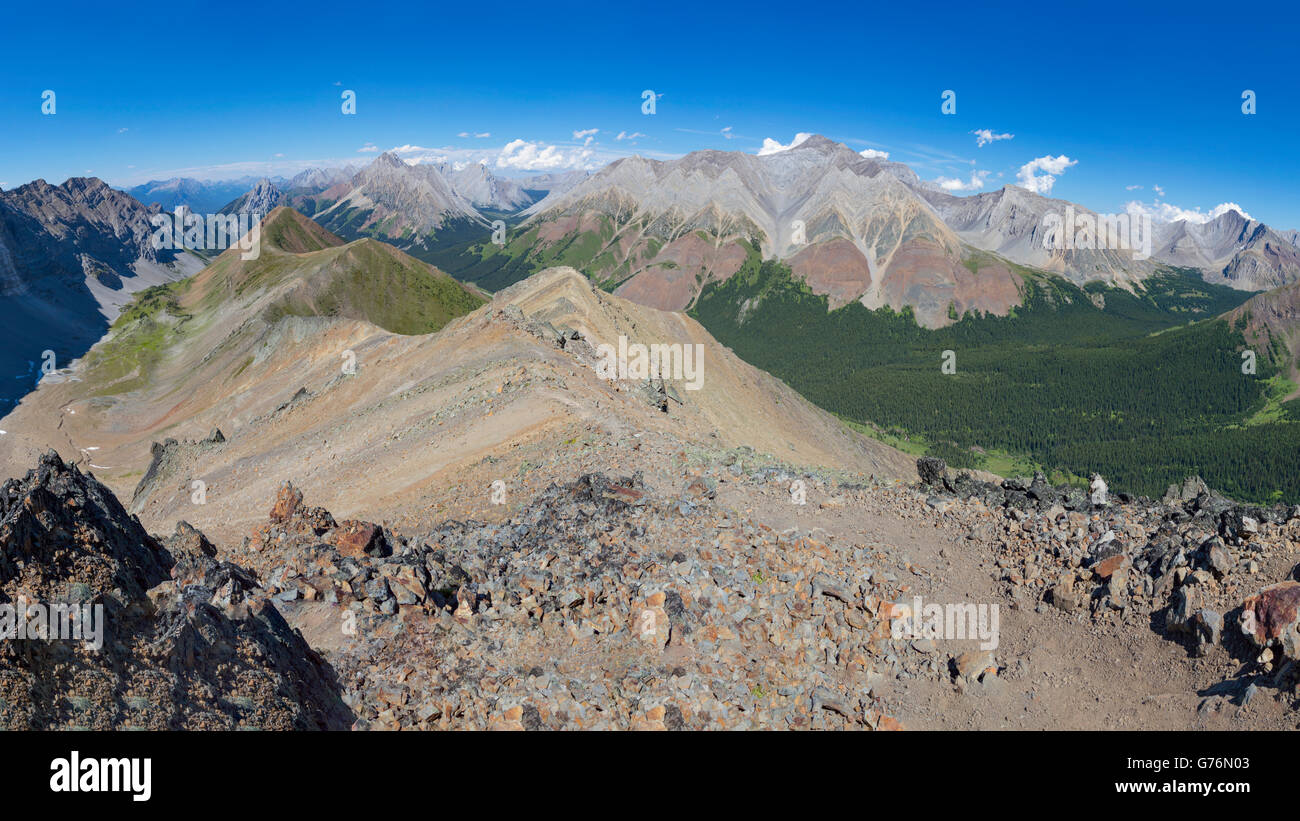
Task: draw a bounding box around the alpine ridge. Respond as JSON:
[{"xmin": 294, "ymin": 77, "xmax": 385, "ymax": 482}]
[{"xmin": 435, "ymin": 135, "xmax": 1300, "ymax": 331}]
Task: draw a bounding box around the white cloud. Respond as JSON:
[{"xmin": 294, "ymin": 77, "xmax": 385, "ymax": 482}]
[
  {"xmin": 1152, "ymin": 184, "xmax": 1165, "ymax": 197},
  {"xmin": 384, "ymin": 145, "xmax": 453, "ymax": 165},
  {"xmin": 572, "ymin": 128, "xmax": 598, "ymax": 140},
  {"xmin": 117, "ymin": 127, "xmax": 129, "ymax": 134},
  {"xmin": 1124, "ymin": 199, "xmax": 1252, "ymax": 225},
  {"xmin": 1125, "ymin": 184, "xmax": 1143, "ymax": 191},
  {"xmin": 722, "ymin": 126, "xmax": 734, "ymax": 139},
  {"xmin": 972, "ymin": 129, "xmax": 1013, "ymax": 148},
  {"xmin": 616, "ymin": 130, "xmax": 646, "ymax": 141},
  {"xmin": 757, "ymin": 132, "xmax": 814, "ymax": 156},
  {"xmin": 358, "ymin": 143, "xmax": 379, "ymax": 153},
  {"xmin": 110, "ymin": 131, "xmax": 675, "ymax": 189},
  {"xmin": 860, "ymin": 148, "xmax": 890, "ymax": 160},
  {"xmin": 496, "ymin": 139, "xmax": 595, "ymax": 171},
  {"xmin": 1205, "ymin": 201, "xmax": 1252, "ymax": 221},
  {"xmin": 1015, "ymin": 154, "xmax": 1076, "ymax": 195},
  {"xmin": 934, "ymin": 170, "xmax": 991, "ymax": 192},
  {"xmin": 390, "ymin": 144, "xmax": 437, "ymax": 155}
]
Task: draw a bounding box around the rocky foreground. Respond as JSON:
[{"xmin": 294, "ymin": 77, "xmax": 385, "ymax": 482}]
[
  {"xmin": 2, "ymin": 449, "xmax": 1298, "ymax": 730},
  {"xmin": 0, "ymin": 452, "xmax": 349, "ymax": 729},
  {"xmin": 914, "ymin": 458, "xmax": 1300, "ymax": 707}
]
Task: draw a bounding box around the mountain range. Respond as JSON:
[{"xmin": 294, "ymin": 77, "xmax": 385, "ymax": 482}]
[
  {"xmin": 197, "ymin": 158, "xmax": 589, "ymax": 254},
  {"xmin": 0, "ymin": 157, "xmax": 591, "ymax": 410},
  {"xmin": 0, "ymin": 177, "xmax": 204, "ymax": 406},
  {"xmin": 0, "ymin": 207, "xmax": 903, "ymax": 545},
  {"xmin": 8, "ymin": 134, "xmax": 1298, "ymax": 413},
  {"xmin": 439, "ymin": 135, "xmax": 1300, "ymax": 328},
  {"xmin": 3, "ymin": 154, "xmax": 1300, "ymax": 734},
  {"xmin": 127, "ymin": 176, "xmax": 285, "ymax": 214}
]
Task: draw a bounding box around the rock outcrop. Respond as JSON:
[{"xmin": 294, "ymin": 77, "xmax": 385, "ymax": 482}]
[{"xmin": 0, "ymin": 451, "xmax": 351, "ymax": 730}]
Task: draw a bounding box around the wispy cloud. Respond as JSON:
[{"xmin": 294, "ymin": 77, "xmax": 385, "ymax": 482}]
[
  {"xmin": 1125, "ymin": 199, "xmax": 1251, "ymax": 225},
  {"xmin": 935, "ymin": 169, "xmax": 990, "ymax": 192},
  {"xmin": 497, "ymin": 138, "xmax": 596, "ymax": 171},
  {"xmin": 390, "ymin": 144, "xmax": 439, "ymax": 155},
  {"xmin": 1015, "ymin": 154, "xmax": 1076, "ymax": 195},
  {"xmin": 108, "ymin": 128, "xmax": 675, "ymax": 188},
  {"xmin": 892, "ymin": 143, "xmax": 977, "ymax": 174},
  {"xmin": 971, "ymin": 128, "xmax": 1013, "ymax": 147},
  {"xmin": 756, "ymin": 132, "xmax": 814, "ymax": 156}
]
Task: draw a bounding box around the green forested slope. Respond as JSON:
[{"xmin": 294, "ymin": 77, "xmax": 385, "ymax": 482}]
[{"xmin": 691, "ymin": 255, "xmax": 1300, "ymax": 503}]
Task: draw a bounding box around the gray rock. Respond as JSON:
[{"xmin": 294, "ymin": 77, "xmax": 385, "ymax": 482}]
[
  {"xmin": 1191, "ymin": 609, "xmax": 1223, "ymax": 656},
  {"xmin": 1166, "ymin": 586, "xmax": 1200, "ymax": 635},
  {"xmin": 916, "ymin": 457, "xmax": 945, "ymax": 488}
]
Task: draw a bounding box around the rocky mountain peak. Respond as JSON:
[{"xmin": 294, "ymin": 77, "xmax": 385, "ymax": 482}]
[
  {"xmin": 315, "ymin": 151, "xmax": 486, "ymax": 239},
  {"xmin": 220, "ymin": 177, "xmax": 284, "ymax": 216},
  {"xmin": 372, "ymin": 151, "xmax": 408, "ymax": 170}
]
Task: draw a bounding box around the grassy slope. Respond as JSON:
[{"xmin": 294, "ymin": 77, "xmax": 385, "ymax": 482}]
[
  {"xmin": 264, "ymin": 239, "xmax": 485, "ymax": 335},
  {"xmin": 82, "ymin": 282, "xmax": 193, "ymax": 396},
  {"xmin": 80, "ymin": 212, "xmax": 484, "ymax": 395}
]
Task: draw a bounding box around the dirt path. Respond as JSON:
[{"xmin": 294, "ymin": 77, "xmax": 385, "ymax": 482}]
[{"xmin": 715, "ymin": 476, "xmax": 1296, "ymax": 730}]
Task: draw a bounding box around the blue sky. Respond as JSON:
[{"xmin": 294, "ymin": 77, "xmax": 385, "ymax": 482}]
[{"xmin": 3, "ymin": 0, "xmax": 1297, "ymax": 227}]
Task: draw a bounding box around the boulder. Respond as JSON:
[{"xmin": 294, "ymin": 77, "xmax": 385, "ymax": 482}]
[
  {"xmin": 333, "ymin": 520, "xmax": 387, "ymax": 559},
  {"xmin": 916, "ymin": 456, "xmax": 945, "ymax": 488},
  {"xmin": 1089, "ymin": 474, "xmax": 1108, "ymax": 507},
  {"xmin": 269, "ymin": 481, "xmax": 304, "ymax": 523},
  {"xmin": 1239, "ymin": 582, "xmax": 1300, "ymax": 660}
]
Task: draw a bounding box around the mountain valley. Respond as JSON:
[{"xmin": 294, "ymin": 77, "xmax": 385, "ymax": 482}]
[{"xmin": 4, "ymin": 134, "xmax": 1300, "ymax": 734}]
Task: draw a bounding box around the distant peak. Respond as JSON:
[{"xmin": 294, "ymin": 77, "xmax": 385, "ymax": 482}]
[
  {"xmin": 1213, "ymin": 206, "xmax": 1250, "ymax": 224},
  {"xmin": 795, "ymin": 134, "xmax": 839, "ymax": 150},
  {"xmin": 259, "ymin": 206, "xmax": 346, "ymax": 253}
]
